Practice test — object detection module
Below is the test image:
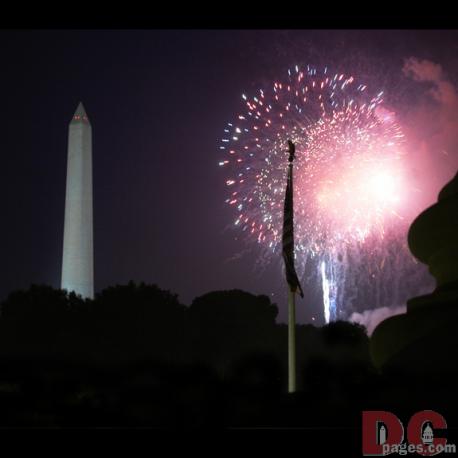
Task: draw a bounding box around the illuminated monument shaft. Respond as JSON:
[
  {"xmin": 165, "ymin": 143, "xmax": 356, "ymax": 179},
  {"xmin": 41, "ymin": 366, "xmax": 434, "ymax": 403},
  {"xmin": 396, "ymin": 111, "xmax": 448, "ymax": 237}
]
[{"xmin": 61, "ymin": 102, "xmax": 93, "ymax": 298}]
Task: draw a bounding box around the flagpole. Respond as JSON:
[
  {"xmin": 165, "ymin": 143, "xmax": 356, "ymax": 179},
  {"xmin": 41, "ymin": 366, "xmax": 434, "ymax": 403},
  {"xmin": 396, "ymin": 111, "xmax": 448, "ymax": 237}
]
[
  {"xmin": 288, "ymin": 287, "xmax": 296, "ymax": 393},
  {"xmin": 283, "ymin": 139, "xmax": 301, "ymax": 395}
]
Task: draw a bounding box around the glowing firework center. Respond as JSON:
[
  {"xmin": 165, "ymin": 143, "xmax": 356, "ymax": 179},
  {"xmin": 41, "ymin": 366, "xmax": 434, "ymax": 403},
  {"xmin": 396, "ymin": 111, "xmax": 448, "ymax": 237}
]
[{"xmin": 220, "ymin": 65, "xmax": 409, "ymax": 322}]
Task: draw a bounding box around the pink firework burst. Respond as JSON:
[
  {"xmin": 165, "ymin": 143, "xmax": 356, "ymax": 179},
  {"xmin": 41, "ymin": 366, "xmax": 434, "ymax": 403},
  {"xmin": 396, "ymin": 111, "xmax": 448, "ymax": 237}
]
[
  {"xmin": 220, "ymin": 65, "xmax": 409, "ymax": 258},
  {"xmin": 219, "ymin": 65, "xmax": 419, "ymax": 321}
]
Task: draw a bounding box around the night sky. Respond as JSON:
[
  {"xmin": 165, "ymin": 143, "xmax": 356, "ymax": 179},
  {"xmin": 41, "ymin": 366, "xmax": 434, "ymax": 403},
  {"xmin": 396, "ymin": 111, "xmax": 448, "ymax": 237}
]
[{"xmin": 2, "ymin": 30, "xmax": 458, "ymax": 323}]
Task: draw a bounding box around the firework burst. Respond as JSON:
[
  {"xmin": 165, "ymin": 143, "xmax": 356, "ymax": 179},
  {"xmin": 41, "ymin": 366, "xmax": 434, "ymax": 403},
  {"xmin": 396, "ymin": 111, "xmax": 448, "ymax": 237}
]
[{"xmin": 220, "ymin": 65, "xmax": 414, "ymax": 321}]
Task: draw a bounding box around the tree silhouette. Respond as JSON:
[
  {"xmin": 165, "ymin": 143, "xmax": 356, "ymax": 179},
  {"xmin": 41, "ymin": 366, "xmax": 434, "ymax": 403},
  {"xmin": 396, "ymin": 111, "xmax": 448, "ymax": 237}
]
[
  {"xmin": 87, "ymin": 281, "xmax": 188, "ymax": 365},
  {"xmin": 0, "ymin": 283, "xmax": 388, "ymax": 428},
  {"xmin": 0, "ymin": 285, "xmax": 85, "ymax": 359},
  {"xmin": 187, "ymin": 290, "xmax": 280, "ymax": 376}
]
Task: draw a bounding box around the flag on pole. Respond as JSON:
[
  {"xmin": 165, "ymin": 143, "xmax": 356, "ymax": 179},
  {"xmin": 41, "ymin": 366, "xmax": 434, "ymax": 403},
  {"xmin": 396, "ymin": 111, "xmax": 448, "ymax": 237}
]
[{"xmin": 282, "ymin": 140, "xmax": 304, "ymax": 298}]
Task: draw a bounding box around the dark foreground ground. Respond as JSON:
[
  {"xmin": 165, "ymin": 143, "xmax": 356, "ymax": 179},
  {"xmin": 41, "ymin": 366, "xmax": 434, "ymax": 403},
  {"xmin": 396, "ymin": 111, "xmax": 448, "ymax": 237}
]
[{"xmin": 0, "ymin": 284, "xmax": 457, "ymax": 454}]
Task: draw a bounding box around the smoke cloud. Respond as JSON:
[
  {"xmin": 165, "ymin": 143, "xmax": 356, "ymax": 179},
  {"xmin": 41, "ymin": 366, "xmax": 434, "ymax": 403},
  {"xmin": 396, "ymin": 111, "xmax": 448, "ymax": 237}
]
[
  {"xmin": 350, "ymin": 305, "xmax": 407, "ymax": 336},
  {"xmin": 402, "ymin": 57, "xmax": 458, "ymax": 209},
  {"xmin": 403, "ymin": 57, "xmax": 457, "ymax": 106}
]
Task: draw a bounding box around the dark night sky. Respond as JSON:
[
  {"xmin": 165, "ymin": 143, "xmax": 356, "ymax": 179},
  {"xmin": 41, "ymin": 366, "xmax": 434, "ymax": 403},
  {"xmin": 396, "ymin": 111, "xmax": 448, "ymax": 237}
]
[{"xmin": 1, "ymin": 30, "xmax": 458, "ymax": 323}]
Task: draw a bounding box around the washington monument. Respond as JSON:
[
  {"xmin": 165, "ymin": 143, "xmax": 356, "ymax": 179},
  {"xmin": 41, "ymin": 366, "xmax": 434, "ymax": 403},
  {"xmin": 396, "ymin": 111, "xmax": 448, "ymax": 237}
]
[{"xmin": 61, "ymin": 102, "xmax": 94, "ymax": 299}]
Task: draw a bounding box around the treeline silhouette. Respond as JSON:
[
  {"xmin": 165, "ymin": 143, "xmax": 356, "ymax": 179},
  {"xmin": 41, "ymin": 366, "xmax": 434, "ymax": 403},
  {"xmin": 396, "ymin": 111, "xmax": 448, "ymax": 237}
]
[{"xmin": 0, "ymin": 282, "xmax": 453, "ymax": 431}]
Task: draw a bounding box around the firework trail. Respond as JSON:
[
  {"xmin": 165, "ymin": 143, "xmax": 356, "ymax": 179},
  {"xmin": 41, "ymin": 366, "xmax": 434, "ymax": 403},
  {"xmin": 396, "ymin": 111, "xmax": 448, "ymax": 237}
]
[{"xmin": 220, "ymin": 65, "xmax": 421, "ymax": 322}]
